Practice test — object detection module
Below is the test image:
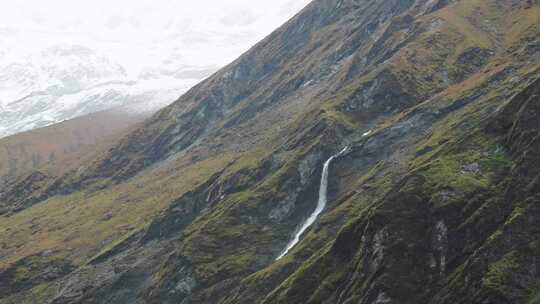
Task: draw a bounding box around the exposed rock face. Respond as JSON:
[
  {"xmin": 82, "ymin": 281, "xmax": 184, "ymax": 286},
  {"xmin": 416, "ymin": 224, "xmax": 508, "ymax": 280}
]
[{"xmin": 1, "ymin": 0, "xmax": 539, "ymax": 303}]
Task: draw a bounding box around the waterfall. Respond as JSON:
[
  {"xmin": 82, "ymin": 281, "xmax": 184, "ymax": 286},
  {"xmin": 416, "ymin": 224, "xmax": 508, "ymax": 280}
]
[{"xmin": 276, "ymin": 147, "xmax": 349, "ymax": 260}]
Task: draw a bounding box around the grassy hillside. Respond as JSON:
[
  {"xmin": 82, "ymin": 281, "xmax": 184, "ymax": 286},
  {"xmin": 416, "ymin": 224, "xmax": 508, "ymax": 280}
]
[
  {"xmin": 0, "ymin": 110, "xmax": 147, "ymax": 186},
  {"xmin": 0, "ymin": 0, "xmax": 538, "ymax": 303}
]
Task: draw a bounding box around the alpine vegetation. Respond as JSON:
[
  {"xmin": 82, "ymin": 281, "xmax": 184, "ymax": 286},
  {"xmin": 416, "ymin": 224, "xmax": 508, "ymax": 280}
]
[{"xmin": 0, "ymin": 0, "xmax": 539, "ymax": 303}]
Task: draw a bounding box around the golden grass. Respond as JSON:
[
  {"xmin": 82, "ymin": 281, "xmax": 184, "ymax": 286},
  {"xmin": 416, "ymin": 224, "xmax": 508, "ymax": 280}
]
[{"xmin": 0, "ymin": 153, "xmax": 235, "ymax": 270}]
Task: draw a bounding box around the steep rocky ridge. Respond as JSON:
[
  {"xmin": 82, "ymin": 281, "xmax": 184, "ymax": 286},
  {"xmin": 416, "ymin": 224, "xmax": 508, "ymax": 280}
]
[{"xmin": 0, "ymin": 0, "xmax": 539, "ymax": 303}]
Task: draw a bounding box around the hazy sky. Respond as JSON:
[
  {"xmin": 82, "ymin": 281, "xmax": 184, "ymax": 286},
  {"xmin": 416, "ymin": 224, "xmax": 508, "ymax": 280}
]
[
  {"xmin": 0, "ymin": 0, "xmax": 308, "ymax": 37},
  {"xmin": 0, "ymin": 0, "xmax": 311, "ymax": 76}
]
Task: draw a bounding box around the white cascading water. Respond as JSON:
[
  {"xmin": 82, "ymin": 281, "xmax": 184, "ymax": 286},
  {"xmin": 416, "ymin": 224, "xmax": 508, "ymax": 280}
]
[{"xmin": 277, "ymin": 146, "xmax": 349, "ymax": 260}]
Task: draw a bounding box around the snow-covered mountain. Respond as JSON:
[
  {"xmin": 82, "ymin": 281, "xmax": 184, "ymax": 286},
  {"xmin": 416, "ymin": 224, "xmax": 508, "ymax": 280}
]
[
  {"xmin": 0, "ymin": 43, "xmax": 205, "ymax": 138},
  {"xmin": 0, "ymin": 0, "xmax": 311, "ymax": 138}
]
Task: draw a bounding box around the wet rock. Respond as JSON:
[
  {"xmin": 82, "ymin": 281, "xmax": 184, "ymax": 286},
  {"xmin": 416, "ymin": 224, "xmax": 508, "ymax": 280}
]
[
  {"xmin": 298, "ymin": 152, "xmax": 322, "ymax": 186},
  {"xmin": 371, "ymin": 228, "xmax": 388, "ymax": 272},
  {"xmin": 174, "ymin": 275, "xmax": 197, "ymax": 295},
  {"xmin": 462, "ymin": 162, "xmax": 481, "ymax": 174},
  {"xmin": 433, "ymin": 220, "xmax": 448, "ymax": 274},
  {"xmin": 269, "ymin": 193, "xmax": 297, "ymax": 223},
  {"xmin": 374, "ymin": 291, "xmax": 392, "ymax": 304}
]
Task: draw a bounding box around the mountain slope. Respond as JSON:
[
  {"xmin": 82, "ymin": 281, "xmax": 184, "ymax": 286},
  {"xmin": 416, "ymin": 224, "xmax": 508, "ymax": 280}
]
[
  {"xmin": 0, "ymin": 110, "xmax": 148, "ymax": 213},
  {"xmin": 0, "ymin": 0, "xmax": 539, "ymax": 303},
  {"xmin": 0, "ymin": 110, "xmax": 147, "ymax": 182}
]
